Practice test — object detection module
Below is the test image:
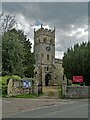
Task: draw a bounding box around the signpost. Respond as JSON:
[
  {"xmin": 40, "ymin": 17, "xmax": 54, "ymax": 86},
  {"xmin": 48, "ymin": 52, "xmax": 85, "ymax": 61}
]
[
  {"xmin": 73, "ymin": 76, "xmax": 84, "ymax": 83},
  {"xmin": 23, "ymin": 80, "xmax": 32, "ymax": 94}
]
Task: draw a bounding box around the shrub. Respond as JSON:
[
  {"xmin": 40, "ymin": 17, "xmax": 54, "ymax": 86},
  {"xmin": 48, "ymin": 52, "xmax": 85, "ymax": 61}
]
[{"xmin": 1, "ymin": 75, "xmax": 21, "ymax": 96}]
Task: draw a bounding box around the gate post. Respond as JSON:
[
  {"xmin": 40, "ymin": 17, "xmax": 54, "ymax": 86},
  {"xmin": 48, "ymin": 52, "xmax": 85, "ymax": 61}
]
[{"xmin": 62, "ymin": 75, "xmax": 67, "ymax": 98}]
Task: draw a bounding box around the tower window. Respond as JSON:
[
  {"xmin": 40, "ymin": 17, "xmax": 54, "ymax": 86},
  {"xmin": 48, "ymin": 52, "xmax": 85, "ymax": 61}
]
[
  {"xmin": 47, "ymin": 55, "xmax": 49, "ymax": 60},
  {"xmin": 44, "ymin": 67, "xmax": 46, "ymax": 71},
  {"xmin": 43, "ymin": 37, "xmax": 47, "ymax": 43},
  {"xmin": 50, "ymin": 38, "xmax": 53, "ymax": 43},
  {"xmin": 47, "ymin": 66, "xmax": 49, "ymax": 71}
]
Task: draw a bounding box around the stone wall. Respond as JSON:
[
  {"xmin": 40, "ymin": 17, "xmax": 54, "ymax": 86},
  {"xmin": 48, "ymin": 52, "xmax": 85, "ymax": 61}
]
[
  {"xmin": 7, "ymin": 79, "xmax": 34, "ymax": 97},
  {"xmin": 66, "ymin": 86, "xmax": 90, "ymax": 98},
  {"xmin": 54, "ymin": 59, "xmax": 63, "ymax": 85}
]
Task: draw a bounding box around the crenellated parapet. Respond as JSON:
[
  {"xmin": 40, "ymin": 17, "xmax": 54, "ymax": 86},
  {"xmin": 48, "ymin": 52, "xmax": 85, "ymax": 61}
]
[
  {"xmin": 34, "ymin": 26, "xmax": 55, "ymax": 38},
  {"xmin": 34, "ymin": 25, "xmax": 55, "ymax": 45}
]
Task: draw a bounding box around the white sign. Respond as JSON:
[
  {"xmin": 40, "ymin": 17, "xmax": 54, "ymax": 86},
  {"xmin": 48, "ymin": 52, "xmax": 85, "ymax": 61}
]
[{"xmin": 23, "ymin": 81, "xmax": 31, "ymax": 88}]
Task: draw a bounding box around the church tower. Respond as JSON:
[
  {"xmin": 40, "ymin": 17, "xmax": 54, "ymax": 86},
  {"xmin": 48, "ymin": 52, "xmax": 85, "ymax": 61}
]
[{"xmin": 34, "ymin": 25, "xmax": 55, "ymax": 86}]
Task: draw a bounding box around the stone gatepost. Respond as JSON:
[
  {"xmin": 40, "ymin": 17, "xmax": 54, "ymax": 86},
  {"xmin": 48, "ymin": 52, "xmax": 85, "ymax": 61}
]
[
  {"xmin": 62, "ymin": 75, "xmax": 67, "ymax": 98},
  {"xmin": 33, "ymin": 80, "xmax": 38, "ymax": 95},
  {"xmin": 7, "ymin": 79, "xmax": 14, "ymax": 96}
]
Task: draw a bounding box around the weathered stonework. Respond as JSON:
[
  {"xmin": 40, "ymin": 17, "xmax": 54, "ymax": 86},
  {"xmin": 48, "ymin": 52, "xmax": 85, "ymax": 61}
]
[
  {"xmin": 7, "ymin": 79, "xmax": 34, "ymax": 96},
  {"xmin": 54, "ymin": 59, "xmax": 63, "ymax": 85},
  {"xmin": 34, "ymin": 25, "xmax": 90, "ymax": 99},
  {"xmin": 34, "ymin": 26, "xmax": 63, "ymax": 87},
  {"xmin": 66, "ymin": 86, "xmax": 90, "ymax": 98}
]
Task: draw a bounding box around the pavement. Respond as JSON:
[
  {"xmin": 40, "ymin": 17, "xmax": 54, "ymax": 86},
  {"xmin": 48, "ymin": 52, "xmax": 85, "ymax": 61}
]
[{"xmin": 2, "ymin": 98, "xmax": 89, "ymax": 118}]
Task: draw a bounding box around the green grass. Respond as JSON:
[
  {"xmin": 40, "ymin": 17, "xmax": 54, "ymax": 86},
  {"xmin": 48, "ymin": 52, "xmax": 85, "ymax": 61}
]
[{"xmin": 9, "ymin": 93, "xmax": 44, "ymax": 98}]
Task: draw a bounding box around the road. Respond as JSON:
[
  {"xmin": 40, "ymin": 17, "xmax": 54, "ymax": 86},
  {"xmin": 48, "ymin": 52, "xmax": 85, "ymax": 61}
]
[{"xmin": 3, "ymin": 99, "xmax": 89, "ymax": 118}]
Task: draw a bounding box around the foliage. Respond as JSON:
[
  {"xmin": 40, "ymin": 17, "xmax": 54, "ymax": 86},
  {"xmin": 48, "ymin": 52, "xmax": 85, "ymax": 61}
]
[
  {"xmin": 22, "ymin": 38, "xmax": 35, "ymax": 77},
  {"xmin": 62, "ymin": 42, "xmax": 90, "ymax": 86},
  {"xmin": 0, "ymin": 12, "xmax": 16, "ymax": 33},
  {"xmin": 1, "ymin": 75, "xmax": 21, "ymax": 96},
  {"xmin": 2, "ymin": 29, "xmax": 25, "ymax": 77},
  {"xmin": 1, "ymin": 12, "xmax": 35, "ymax": 78},
  {"xmin": 11, "ymin": 93, "xmax": 43, "ymax": 98},
  {"xmin": 2, "ymin": 29, "xmax": 35, "ymax": 77},
  {"xmin": 1, "ymin": 12, "xmax": 35, "ymax": 96},
  {"xmin": 22, "ymin": 77, "xmax": 34, "ymax": 81}
]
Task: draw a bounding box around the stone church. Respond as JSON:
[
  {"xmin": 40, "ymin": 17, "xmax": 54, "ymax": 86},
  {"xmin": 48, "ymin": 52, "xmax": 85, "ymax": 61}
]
[{"xmin": 34, "ymin": 25, "xmax": 63, "ymax": 86}]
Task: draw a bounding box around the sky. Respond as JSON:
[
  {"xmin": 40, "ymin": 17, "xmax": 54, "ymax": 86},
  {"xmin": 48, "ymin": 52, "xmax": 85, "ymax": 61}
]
[{"xmin": 2, "ymin": 2, "xmax": 88, "ymax": 59}]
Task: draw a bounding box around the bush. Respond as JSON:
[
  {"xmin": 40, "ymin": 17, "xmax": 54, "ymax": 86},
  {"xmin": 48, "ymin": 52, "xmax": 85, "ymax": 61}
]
[
  {"xmin": 0, "ymin": 77, "xmax": 2, "ymax": 88},
  {"xmin": 1, "ymin": 75, "xmax": 21, "ymax": 96}
]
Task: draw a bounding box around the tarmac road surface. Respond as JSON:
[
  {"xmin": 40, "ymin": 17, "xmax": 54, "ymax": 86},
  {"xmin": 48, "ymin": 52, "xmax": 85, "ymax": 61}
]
[{"xmin": 2, "ymin": 98, "xmax": 89, "ymax": 118}]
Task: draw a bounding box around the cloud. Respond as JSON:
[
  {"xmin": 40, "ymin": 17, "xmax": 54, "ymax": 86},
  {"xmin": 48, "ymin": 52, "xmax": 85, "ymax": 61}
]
[
  {"xmin": 55, "ymin": 51, "xmax": 64, "ymax": 59},
  {"xmin": 54, "ymin": 23, "xmax": 88, "ymax": 56},
  {"xmin": 69, "ymin": 25, "xmax": 88, "ymax": 38},
  {"xmin": 15, "ymin": 13, "xmax": 52, "ymax": 52},
  {"xmin": 2, "ymin": 3, "xmax": 88, "ymax": 27},
  {"xmin": 0, "ymin": 2, "xmax": 2, "ymax": 13},
  {"xmin": 2, "ymin": 2, "xmax": 88, "ymax": 58}
]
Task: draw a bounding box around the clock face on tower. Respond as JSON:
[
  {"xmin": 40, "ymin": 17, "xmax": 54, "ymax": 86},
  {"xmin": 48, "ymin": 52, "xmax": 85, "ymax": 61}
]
[{"xmin": 46, "ymin": 46, "xmax": 50, "ymax": 51}]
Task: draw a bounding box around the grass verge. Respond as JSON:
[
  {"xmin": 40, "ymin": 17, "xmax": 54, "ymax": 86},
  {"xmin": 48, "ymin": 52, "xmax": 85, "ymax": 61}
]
[{"xmin": 3, "ymin": 93, "xmax": 44, "ymax": 98}]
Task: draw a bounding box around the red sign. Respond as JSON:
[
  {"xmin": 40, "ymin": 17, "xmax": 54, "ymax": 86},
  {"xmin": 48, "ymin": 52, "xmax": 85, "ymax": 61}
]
[{"xmin": 73, "ymin": 76, "xmax": 83, "ymax": 83}]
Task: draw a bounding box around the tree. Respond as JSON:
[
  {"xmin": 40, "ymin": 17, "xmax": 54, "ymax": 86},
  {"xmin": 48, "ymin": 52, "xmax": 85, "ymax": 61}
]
[
  {"xmin": 2, "ymin": 29, "xmax": 35, "ymax": 78},
  {"xmin": 62, "ymin": 42, "xmax": 90, "ymax": 86},
  {"xmin": 18, "ymin": 31, "xmax": 35, "ymax": 78},
  {"xmin": 1, "ymin": 12, "xmax": 35, "ymax": 78},
  {"xmin": 0, "ymin": 12, "xmax": 15, "ymax": 33},
  {"xmin": 2, "ymin": 29, "xmax": 26, "ymax": 77},
  {"xmin": 0, "ymin": 12, "xmax": 16, "ymax": 74}
]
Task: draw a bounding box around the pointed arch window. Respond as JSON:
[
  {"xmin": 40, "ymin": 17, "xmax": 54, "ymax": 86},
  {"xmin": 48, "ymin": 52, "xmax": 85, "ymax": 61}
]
[
  {"xmin": 43, "ymin": 37, "xmax": 47, "ymax": 43},
  {"xmin": 47, "ymin": 55, "xmax": 49, "ymax": 60},
  {"xmin": 47, "ymin": 66, "xmax": 49, "ymax": 71},
  {"xmin": 50, "ymin": 38, "xmax": 53, "ymax": 44}
]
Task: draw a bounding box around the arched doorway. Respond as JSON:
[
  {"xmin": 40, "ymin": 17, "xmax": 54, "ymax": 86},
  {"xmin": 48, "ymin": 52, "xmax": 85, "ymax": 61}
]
[{"xmin": 45, "ymin": 73, "xmax": 51, "ymax": 86}]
